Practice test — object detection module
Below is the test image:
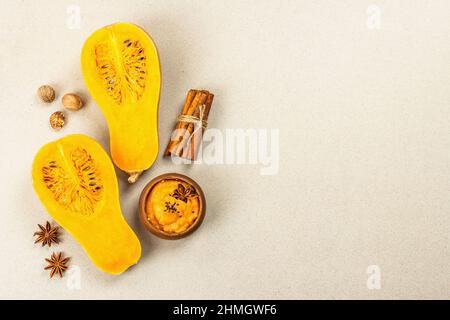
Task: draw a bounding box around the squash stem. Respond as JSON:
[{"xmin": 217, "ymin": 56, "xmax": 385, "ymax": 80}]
[{"xmin": 127, "ymin": 171, "xmax": 143, "ymax": 184}]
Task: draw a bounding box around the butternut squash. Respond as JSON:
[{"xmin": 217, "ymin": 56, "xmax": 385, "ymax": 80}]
[
  {"xmin": 32, "ymin": 134, "xmax": 141, "ymax": 275},
  {"xmin": 81, "ymin": 23, "xmax": 161, "ymax": 183}
]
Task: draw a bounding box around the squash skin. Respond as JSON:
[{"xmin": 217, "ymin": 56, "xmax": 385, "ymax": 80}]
[
  {"xmin": 81, "ymin": 23, "xmax": 161, "ymax": 182},
  {"xmin": 32, "ymin": 134, "xmax": 141, "ymax": 275}
]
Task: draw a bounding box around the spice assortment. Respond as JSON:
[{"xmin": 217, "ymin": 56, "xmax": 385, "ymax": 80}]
[
  {"xmin": 37, "ymin": 85, "xmax": 56, "ymax": 103},
  {"xmin": 49, "ymin": 111, "xmax": 65, "ymax": 130},
  {"xmin": 44, "ymin": 252, "xmax": 70, "ymax": 278},
  {"xmin": 37, "ymin": 84, "xmax": 84, "ymax": 130},
  {"xmin": 34, "ymin": 221, "xmax": 60, "ymax": 247},
  {"xmin": 165, "ymin": 89, "xmax": 214, "ymax": 161},
  {"xmin": 62, "ymin": 93, "xmax": 84, "ymax": 111},
  {"xmin": 33, "ymin": 220, "xmax": 71, "ymax": 278},
  {"xmin": 32, "ymin": 22, "xmax": 213, "ymax": 277}
]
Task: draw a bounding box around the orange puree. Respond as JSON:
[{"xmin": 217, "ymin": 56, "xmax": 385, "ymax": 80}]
[{"xmin": 145, "ymin": 179, "xmax": 200, "ymax": 234}]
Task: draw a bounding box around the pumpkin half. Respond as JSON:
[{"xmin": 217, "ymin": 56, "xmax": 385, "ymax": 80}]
[
  {"xmin": 32, "ymin": 134, "xmax": 141, "ymax": 275},
  {"xmin": 81, "ymin": 23, "xmax": 161, "ymax": 183}
]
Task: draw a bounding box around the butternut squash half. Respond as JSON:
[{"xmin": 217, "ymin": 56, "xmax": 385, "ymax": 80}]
[
  {"xmin": 81, "ymin": 23, "xmax": 161, "ymax": 183},
  {"xmin": 32, "ymin": 134, "xmax": 141, "ymax": 275}
]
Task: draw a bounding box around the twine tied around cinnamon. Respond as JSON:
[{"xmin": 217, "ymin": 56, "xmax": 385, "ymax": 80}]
[{"xmin": 177, "ymin": 104, "xmax": 208, "ymax": 129}]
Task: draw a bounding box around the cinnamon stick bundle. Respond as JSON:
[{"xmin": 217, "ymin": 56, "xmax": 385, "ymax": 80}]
[{"xmin": 164, "ymin": 89, "xmax": 214, "ymax": 161}]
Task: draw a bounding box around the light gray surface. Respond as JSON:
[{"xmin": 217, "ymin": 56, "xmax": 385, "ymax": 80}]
[{"xmin": 0, "ymin": 0, "xmax": 449, "ymax": 299}]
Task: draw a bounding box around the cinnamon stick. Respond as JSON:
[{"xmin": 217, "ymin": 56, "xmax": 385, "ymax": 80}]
[
  {"xmin": 188, "ymin": 93, "xmax": 214, "ymax": 160},
  {"xmin": 164, "ymin": 89, "xmax": 215, "ymax": 160},
  {"xmin": 164, "ymin": 90, "xmax": 200, "ymax": 156},
  {"xmin": 175, "ymin": 91, "xmax": 208, "ymax": 157}
]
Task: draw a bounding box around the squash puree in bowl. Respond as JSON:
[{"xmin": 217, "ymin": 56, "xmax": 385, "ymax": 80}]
[{"xmin": 145, "ymin": 180, "xmax": 200, "ymax": 234}]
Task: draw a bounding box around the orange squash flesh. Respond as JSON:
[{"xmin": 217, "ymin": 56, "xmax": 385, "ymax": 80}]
[
  {"xmin": 81, "ymin": 23, "xmax": 161, "ymax": 183},
  {"xmin": 32, "ymin": 134, "xmax": 141, "ymax": 275}
]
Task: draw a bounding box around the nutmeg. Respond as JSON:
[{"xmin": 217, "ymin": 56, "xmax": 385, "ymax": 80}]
[
  {"xmin": 49, "ymin": 111, "xmax": 65, "ymax": 130},
  {"xmin": 37, "ymin": 85, "xmax": 56, "ymax": 103},
  {"xmin": 62, "ymin": 93, "xmax": 83, "ymax": 111}
]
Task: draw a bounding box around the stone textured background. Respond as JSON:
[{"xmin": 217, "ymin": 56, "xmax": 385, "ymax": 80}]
[{"xmin": 0, "ymin": 0, "xmax": 449, "ymax": 299}]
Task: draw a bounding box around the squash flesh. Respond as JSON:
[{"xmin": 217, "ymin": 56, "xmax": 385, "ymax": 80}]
[
  {"xmin": 81, "ymin": 23, "xmax": 160, "ymax": 179},
  {"xmin": 32, "ymin": 134, "xmax": 141, "ymax": 275}
]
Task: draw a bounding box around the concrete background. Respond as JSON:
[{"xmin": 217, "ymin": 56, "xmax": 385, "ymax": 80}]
[{"xmin": 0, "ymin": 0, "xmax": 449, "ymax": 299}]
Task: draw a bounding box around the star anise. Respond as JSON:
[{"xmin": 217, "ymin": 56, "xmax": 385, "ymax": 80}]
[
  {"xmin": 44, "ymin": 252, "xmax": 70, "ymax": 278},
  {"xmin": 172, "ymin": 183, "xmax": 197, "ymax": 202},
  {"xmin": 34, "ymin": 221, "xmax": 60, "ymax": 247},
  {"xmin": 164, "ymin": 201, "xmax": 179, "ymax": 214}
]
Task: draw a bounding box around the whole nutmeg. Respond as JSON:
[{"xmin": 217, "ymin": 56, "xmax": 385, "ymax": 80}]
[
  {"xmin": 37, "ymin": 85, "xmax": 56, "ymax": 103},
  {"xmin": 49, "ymin": 111, "xmax": 65, "ymax": 130},
  {"xmin": 62, "ymin": 93, "xmax": 83, "ymax": 111}
]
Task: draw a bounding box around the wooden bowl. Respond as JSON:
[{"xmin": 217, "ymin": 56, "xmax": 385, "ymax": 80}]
[{"xmin": 139, "ymin": 173, "xmax": 206, "ymax": 240}]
